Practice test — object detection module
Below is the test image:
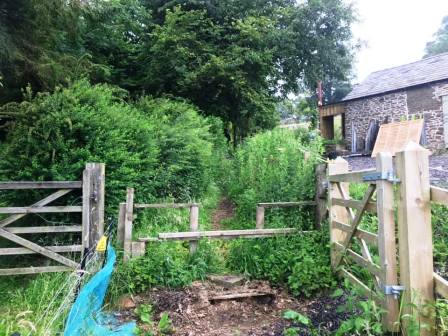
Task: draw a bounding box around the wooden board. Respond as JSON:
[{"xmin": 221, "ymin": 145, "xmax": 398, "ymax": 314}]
[
  {"xmin": 0, "ymin": 181, "xmax": 81, "ymax": 190},
  {"xmin": 139, "ymin": 228, "xmax": 301, "ymax": 241},
  {"xmin": 371, "ymin": 119, "xmax": 424, "ymax": 157}
]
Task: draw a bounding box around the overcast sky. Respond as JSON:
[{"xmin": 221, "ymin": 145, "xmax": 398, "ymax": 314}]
[{"xmin": 351, "ymin": 0, "xmax": 448, "ymax": 83}]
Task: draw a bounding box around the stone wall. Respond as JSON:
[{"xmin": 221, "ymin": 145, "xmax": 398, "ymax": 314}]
[{"xmin": 344, "ymin": 80, "xmax": 448, "ymax": 151}]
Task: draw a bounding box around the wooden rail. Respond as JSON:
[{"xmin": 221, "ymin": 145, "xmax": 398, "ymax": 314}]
[
  {"xmin": 0, "ymin": 206, "xmax": 82, "ymax": 214},
  {"xmin": 0, "ymin": 245, "xmax": 82, "ymax": 255},
  {"xmin": 134, "ymin": 203, "xmax": 199, "ymax": 209},
  {"xmin": 0, "ymin": 181, "xmax": 82, "ymax": 190},
  {"xmin": 430, "ymin": 186, "xmax": 448, "ymax": 205},
  {"xmin": 141, "ymin": 228, "xmax": 300, "ymax": 241},
  {"xmin": 434, "ymin": 272, "xmax": 448, "ymax": 298}
]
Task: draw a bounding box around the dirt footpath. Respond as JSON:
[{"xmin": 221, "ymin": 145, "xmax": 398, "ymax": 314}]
[{"xmin": 115, "ymin": 280, "xmax": 352, "ymax": 336}]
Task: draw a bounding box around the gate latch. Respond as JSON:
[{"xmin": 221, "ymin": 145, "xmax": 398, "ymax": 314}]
[
  {"xmin": 383, "ymin": 285, "xmax": 405, "ymax": 299},
  {"xmin": 362, "ymin": 171, "xmax": 400, "ymax": 183}
]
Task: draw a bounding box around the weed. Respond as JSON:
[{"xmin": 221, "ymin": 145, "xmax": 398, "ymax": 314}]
[
  {"xmin": 158, "ymin": 312, "xmax": 174, "ymax": 335},
  {"xmin": 135, "ymin": 304, "xmax": 154, "ymax": 325}
]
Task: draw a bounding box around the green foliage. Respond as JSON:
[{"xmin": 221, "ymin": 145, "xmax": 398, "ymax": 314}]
[
  {"xmin": 158, "ymin": 312, "xmax": 174, "ymax": 335},
  {"xmin": 282, "ymin": 310, "xmax": 311, "ymax": 325},
  {"xmin": 335, "ymin": 285, "xmax": 385, "ymax": 336},
  {"xmin": 81, "ymin": 0, "xmax": 151, "ymax": 91},
  {"xmin": 226, "ymin": 128, "xmax": 323, "ymax": 229},
  {"xmin": 228, "ymin": 232, "xmax": 335, "ymax": 297},
  {"xmin": 436, "ymin": 299, "xmax": 448, "ymax": 334},
  {"xmin": 0, "ymin": 80, "xmax": 221, "ymax": 213},
  {"xmin": 425, "ymin": 16, "xmax": 448, "ymax": 57},
  {"xmin": 110, "ymin": 239, "xmax": 223, "ymax": 297},
  {"xmin": 135, "ymin": 304, "xmax": 154, "ymax": 325},
  {"xmin": 0, "ymin": 272, "xmax": 71, "ymax": 335}
]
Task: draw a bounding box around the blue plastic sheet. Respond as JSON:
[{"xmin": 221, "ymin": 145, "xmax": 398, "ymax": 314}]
[{"xmin": 64, "ymin": 244, "xmax": 136, "ymax": 335}]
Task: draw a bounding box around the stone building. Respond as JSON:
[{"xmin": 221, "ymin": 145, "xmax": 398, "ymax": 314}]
[{"xmin": 319, "ymin": 52, "xmax": 448, "ymax": 152}]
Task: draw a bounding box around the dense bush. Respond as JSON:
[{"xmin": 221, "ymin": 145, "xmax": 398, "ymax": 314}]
[
  {"xmin": 226, "ymin": 128, "xmax": 323, "ymax": 229},
  {"xmin": 227, "ymin": 232, "xmax": 335, "ymax": 297},
  {"xmin": 0, "ymin": 80, "xmax": 224, "ymax": 214}
]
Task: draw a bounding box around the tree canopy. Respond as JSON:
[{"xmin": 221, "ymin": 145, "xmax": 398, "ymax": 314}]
[
  {"xmin": 424, "ymin": 15, "xmax": 448, "ymax": 58},
  {"xmin": 0, "ymin": 0, "xmax": 357, "ymax": 140}
]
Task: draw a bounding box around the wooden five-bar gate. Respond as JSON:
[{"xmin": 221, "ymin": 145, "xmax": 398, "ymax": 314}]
[
  {"xmin": 328, "ymin": 142, "xmax": 448, "ymax": 335},
  {"xmin": 0, "ymin": 163, "xmax": 105, "ymax": 276}
]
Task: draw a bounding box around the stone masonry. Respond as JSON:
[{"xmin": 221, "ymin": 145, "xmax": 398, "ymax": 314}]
[{"xmin": 344, "ymin": 80, "xmax": 448, "ymax": 151}]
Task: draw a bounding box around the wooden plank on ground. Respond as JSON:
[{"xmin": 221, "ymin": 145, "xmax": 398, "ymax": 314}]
[
  {"xmin": 0, "ymin": 189, "xmax": 73, "ymax": 228},
  {"xmin": 0, "ymin": 245, "xmax": 82, "ymax": 255},
  {"xmin": 0, "ymin": 181, "xmax": 82, "ymax": 190},
  {"xmin": 134, "ymin": 203, "xmax": 199, "ymax": 209},
  {"xmin": 209, "ymin": 291, "xmax": 274, "ymax": 301},
  {"xmin": 430, "ymin": 186, "xmax": 448, "ymax": 206},
  {"xmin": 327, "ymin": 169, "xmax": 376, "ymax": 183},
  {"xmin": 332, "ymin": 221, "xmax": 377, "ymax": 246},
  {"xmin": 434, "ymin": 273, "xmax": 448, "ymax": 298},
  {"xmin": 331, "ymin": 198, "xmax": 377, "ymax": 213},
  {"xmin": 0, "ymin": 206, "xmax": 82, "ymax": 214},
  {"xmin": 0, "ymin": 266, "xmax": 73, "ymax": 276},
  {"xmin": 257, "ymin": 201, "xmax": 316, "ymax": 207},
  {"xmin": 0, "ymin": 228, "xmax": 79, "ymax": 268},
  {"xmin": 5, "ymin": 225, "xmax": 82, "ymax": 234},
  {"xmin": 141, "ymin": 228, "xmax": 300, "ymax": 241}
]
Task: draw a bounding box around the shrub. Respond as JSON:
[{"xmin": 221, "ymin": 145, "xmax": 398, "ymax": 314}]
[
  {"xmin": 0, "ymin": 80, "xmax": 223, "ymax": 215},
  {"xmin": 226, "ymin": 128, "xmax": 323, "ymax": 229}
]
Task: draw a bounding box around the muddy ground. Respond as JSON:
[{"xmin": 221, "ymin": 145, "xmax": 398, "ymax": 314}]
[{"xmin": 115, "ymin": 280, "xmax": 353, "ymax": 336}]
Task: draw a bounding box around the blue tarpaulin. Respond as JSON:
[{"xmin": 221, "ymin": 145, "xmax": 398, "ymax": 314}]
[{"xmin": 64, "ymin": 244, "xmax": 136, "ymax": 335}]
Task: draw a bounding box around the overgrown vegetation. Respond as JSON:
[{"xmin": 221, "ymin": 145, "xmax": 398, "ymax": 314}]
[{"xmin": 0, "ymin": 80, "xmax": 225, "ymax": 212}]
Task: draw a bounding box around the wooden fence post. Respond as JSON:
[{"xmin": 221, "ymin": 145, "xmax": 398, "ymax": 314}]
[
  {"xmin": 327, "ymin": 157, "xmax": 349, "ymax": 269},
  {"xmin": 123, "ymin": 188, "xmax": 134, "ymax": 262},
  {"xmin": 82, "ymin": 163, "xmax": 105, "ymax": 256},
  {"xmin": 395, "ymin": 142, "xmax": 435, "ymax": 335},
  {"xmin": 315, "ymin": 163, "xmax": 328, "ymax": 228},
  {"xmin": 189, "ymin": 204, "xmax": 199, "ymax": 254},
  {"xmin": 117, "ymin": 202, "xmax": 126, "ymax": 247},
  {"xmin": 376, "ymin": 152, "xmax": 399, "ymax": 332},
  {"xmin": 256, "ymin": 206, "xmax": 265, "ymax": 229}
]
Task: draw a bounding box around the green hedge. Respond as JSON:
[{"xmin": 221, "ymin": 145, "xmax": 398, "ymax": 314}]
[{"xmin": 0, "ymin": 80, "xmax": 224, "ymax": 216}]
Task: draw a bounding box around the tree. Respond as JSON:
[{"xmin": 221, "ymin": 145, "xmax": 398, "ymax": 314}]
[
  {"xmin": 0, "ymin": 0, "xmax": 85, "ymax": 103},
  {"xmin": 424, "ymin": 16, "xmax": 448, "ymax": 58},
  {"xmin": 140, "ymin": 0, "xmax": 356, "ymax": 141},
  {"xmin": 81, "ymin": 0, "xmax": 152, "ymax": 92}
]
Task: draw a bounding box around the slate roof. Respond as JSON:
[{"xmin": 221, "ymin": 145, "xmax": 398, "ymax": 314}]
[{"xmin": 343, "ymin": 52, "xmax": 448, "ymax": 101}]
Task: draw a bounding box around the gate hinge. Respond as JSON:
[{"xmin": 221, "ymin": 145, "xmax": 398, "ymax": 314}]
[
  {"xmin": 383, "ymin": 285, "xmax": 405, "ymax": 299},
  {"xmin": 362, "ymin": 171, "xmax": 400, "ymax": 183}
]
